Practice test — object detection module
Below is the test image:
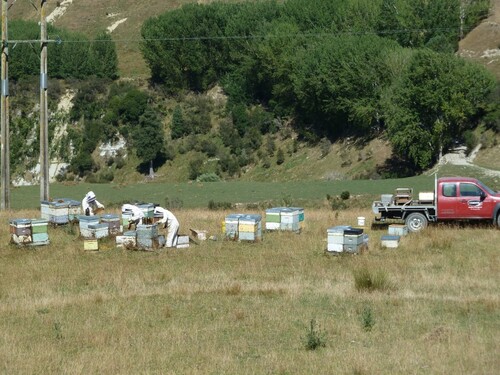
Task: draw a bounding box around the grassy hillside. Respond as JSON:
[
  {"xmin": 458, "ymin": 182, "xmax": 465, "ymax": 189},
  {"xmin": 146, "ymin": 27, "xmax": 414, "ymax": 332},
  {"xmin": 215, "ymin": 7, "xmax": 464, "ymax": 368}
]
[
  {"xmin": 459, "ymin": 0, "xmax": 500, "ymax": 79},
  {"xmin": 1, "ymin": 207, "xmax": 498, "ymax": 373}
]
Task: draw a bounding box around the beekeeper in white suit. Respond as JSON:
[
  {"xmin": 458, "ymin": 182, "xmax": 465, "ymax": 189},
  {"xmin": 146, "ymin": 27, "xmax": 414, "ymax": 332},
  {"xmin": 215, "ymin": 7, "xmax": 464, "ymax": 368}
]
[
  {"xmin": 154, "ymin": 205, "xmax": 179, "ymax": 247},
  {"xmin": 82, "ymin": 191, "xmax": 105, "ymax": 216},
  {"xmin": 121, "ymin": 203, "xmax": 145, "ymax": 230}
]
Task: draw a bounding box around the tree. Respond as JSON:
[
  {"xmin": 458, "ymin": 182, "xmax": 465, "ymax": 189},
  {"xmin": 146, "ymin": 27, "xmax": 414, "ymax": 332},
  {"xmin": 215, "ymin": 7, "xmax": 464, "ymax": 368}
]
[
  {"xmin": 133, "ymin": 109, "xmax": 165, "ymax": 177},
  {"xmin": 91, "ymin": 31, "xmax": 119, "ymax": 80},
  {"xmin": 171, "ymin": 105, "xmax": 187, "ymax": 139},
  {"xmin": 383, "ymin": 49, "xmax": 496, "ymax": 170}
]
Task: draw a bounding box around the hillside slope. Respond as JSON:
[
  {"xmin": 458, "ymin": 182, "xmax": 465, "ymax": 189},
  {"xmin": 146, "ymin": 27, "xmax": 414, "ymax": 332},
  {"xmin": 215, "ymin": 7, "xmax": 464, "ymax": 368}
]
[{"xmin": 459, "ymin": 0, "xmax": 500, "ymax": 79}]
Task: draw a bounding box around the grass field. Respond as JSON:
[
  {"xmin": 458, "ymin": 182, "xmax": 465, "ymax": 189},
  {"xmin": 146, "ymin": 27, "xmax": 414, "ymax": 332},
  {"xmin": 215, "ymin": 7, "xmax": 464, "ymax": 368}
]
[
  {"xmin": 8, "ymin": 163, "xmax": 500, "ymax": 211},
  {"xmin": 0, "ymin": 207, "xmax": 498, "ymax": 374}
]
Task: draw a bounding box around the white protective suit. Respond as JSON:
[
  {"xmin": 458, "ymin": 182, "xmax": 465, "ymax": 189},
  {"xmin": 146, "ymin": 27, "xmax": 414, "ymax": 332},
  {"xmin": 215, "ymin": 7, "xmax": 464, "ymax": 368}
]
[
  {"xmin": 154, "ymin": 206, "xmax": 179, "ymax": 247},
  {"xmin": 82, "ymin": 191, "xmax": 104, "ymax": 216},
  {"xmin": 122, "ymin": 204, "xmax": 145, "ymax": 229}
]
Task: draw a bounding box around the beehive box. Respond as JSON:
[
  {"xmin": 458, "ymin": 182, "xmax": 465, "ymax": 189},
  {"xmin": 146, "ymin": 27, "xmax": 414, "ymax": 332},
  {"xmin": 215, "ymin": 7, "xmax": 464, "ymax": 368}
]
[
  {"xmin": 138, "ymin": 204, "xmax": 155, "ymax": 219},
  {"xmin": 49, "ymin": 200, "xmax": 70, "ymax": 224},
  {"xmin": 84, "ymin": 239, "xmax": 99, "ymax": 251},
  {"xmin": 31, "ymin": 219, "xmax": 50, "ymax": 245},
  {"xmin": 176, "ymin": 235, "xmax": 190, "ymax": 248},
  {"xmin": 388, "ymin": 224, "xmax": 408, "ymax": 237},
  {"xmin": 78, "ymin": 215, "xmax": 100, "ymax": 238},
  {"xmin": 265, "ymin": 208, "xmax": 281, "ymax": 230},
  {"xmin": 136, "ymin": 224, "xmax": 158, "ymax": 239},
  {"xmin": 10, "ymin": 219, "xmax": 32, "ymax": 236},
  {"xmin": 265, "ymin": 207, "xmax": 302, "ymax": 232},
  {"xmin": 31, "ymin": 219, "xmax": 48, "ymax": 234},
  {"xmin": 190, "ymin": 229, "xmax": 207, "ymax": 241},
  {"xmin": 289, "ymin": 207, "xmax": 305, "ymax": 228},
  {"xmin": 40, "ymin": 200, "xmax": 51, "ymax": 220},
  {"xmin": 116, "ymin": 231, "xmax": 137, "ymax": 248},
  {"xmin": 280, "ymin": 208, "xmax": 299, "ymax": 232},
  {"xmin": 101, "ymin": 214, "xmax": 121, "ymax": 235},
  {"xmin": 224, "ymin": 214, "xmax": 245, "ymax": 240},
  {"xmin": 327, "ymin": 226, "xmax": 367, "ymax": 253},
  {"xmin": 32, "ymin": 232, "xmax": 49, "ymax": 244},
  {"xmin": 88, "ymin": 223, "xmax": 109, "ymax": 239},
  {"xmin": 381, "ymin": 235, "xmax": 400, "ymax": 248},
  {"xmin": 238, "ymin": 214, "xmax": 262, "ymax": 241},
  {"xmin": 121, "ymin": 211, "xmax": 133, "ymax": 227},
  {"xmin": 67, "ymin": 200, "xmax": 82, "ymax": 221}
]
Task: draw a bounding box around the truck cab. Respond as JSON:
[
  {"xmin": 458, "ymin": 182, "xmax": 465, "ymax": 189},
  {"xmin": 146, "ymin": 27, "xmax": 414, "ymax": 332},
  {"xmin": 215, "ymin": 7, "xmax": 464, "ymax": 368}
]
[{"xmin": 437, "ymin": 177, "xmax": 500, "ymax": 220}]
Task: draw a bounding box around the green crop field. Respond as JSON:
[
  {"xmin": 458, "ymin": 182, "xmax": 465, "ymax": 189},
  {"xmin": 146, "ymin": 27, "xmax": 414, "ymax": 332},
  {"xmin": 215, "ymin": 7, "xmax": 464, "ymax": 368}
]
[
  {"xmin": 0, "ymin": 207, "xmax": 498, "ymax": 374},
  {"xmin": 9, "ymin": 163, "xmax": 500, "ymax": 211}
]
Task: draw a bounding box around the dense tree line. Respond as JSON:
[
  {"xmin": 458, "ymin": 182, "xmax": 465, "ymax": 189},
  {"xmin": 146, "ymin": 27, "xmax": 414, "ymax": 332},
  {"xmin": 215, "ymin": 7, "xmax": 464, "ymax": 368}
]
[
  {"xmin": 7, "ymin": 20, "xmax": 118, "ymax": 80},
  {"xmin": 141, "ymin": 0, "xmax": 496, "ymax": 173}
]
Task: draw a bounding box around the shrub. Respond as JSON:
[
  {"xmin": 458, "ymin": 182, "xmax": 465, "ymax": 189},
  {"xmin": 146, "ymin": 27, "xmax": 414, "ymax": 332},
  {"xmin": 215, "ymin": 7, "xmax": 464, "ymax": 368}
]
[
  {"xmin": 208, "ymin": 200, "xmax": 233, "ymax": 210},
  {"xmin": 304, "ymin": 319, "xmax": 326, "ymax": 351},
  {"xmin": 330, "ymin": 197, "xmax": 347, "ymax": 211},
  {"xmin": 196, "ymin": 173, "xmax": 221, "ymax": 182},
  {"xmin": 361, "ymin": 306, "xmax": 375, "ymax": 332},
  {"xmin": 340, "ymin": 191, "xmax": 350, "ymax": 200},
  {"xmin": 354, "ymin": 267, "xmax": 390, "ymax": 292}
]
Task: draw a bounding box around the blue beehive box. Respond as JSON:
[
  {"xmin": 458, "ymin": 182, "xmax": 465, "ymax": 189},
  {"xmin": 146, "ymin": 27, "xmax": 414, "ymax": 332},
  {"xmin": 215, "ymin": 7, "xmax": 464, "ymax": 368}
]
[
  {"xmin": 88, "ymin": 223, "xmax": 109, "ymax": 239},
  {"xmin": 78, "ymin": 215, "xmax": 100, "ymax": 237},
  {"xmin": 49, "ymin": 201, "xmax": 69, "ymax": 224}
]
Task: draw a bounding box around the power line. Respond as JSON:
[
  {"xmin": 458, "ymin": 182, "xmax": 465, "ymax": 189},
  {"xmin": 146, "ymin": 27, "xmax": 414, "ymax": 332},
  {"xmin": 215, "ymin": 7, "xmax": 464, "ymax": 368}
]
[{"xmin": 9, "ymin": 26, "xmax": 471, "ymax": 45}]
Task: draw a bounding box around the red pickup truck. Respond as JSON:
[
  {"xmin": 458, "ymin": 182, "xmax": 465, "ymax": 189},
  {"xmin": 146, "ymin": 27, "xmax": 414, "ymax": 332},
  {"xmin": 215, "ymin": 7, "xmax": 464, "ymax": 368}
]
[{"xmin": 372, "ymin": 177, "xmax": 500, "ymax": 232}]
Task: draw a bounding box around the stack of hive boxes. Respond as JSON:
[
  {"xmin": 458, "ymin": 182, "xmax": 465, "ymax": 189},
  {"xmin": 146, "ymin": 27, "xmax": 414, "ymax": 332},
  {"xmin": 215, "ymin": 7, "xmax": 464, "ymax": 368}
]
[
  {"xmin": 49, "ymin": 200, "xmax": 70, "ymax": 224},
  {"xmin": 265, "ymin": 207, "xmax": 303, "ymax": 232},
  {"xmin": 327, "ymin": 226, "xmax": 368, "ymax": 254},
  {"xmin": 136, "ymin": 224, "xmax": 165, "ymax": 249},
  {"xmin": 225, "ymin": 214, "xmax": 262, "ymax": 241},
  {"xmin": 10, "ymin": 218, "xmax": 49, "ymax": 246},
  {"xmin": 78, "ymin": 216, "xmax": 108, "ymax": 239},
  {"xmin": 67, "ymin": 200, "xmax": 82, "ymax": 222},
  {"xmin": 31, "ymin": 219, "xmax": 50, "ymax": 245},
  {"xmin": 41, "ymin": 198, "xmax": 82, "ymax": 225}
]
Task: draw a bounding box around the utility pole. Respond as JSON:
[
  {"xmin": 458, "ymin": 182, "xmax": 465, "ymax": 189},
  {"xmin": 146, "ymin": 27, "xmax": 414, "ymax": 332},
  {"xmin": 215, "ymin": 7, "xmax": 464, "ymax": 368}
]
[
  {"xmin": 1, "ymin": 0, "xmax": 10, "ymax": 210},
  {"xmin": 40, "ymin": 0, "xmax": 49, "ymax": 201}
]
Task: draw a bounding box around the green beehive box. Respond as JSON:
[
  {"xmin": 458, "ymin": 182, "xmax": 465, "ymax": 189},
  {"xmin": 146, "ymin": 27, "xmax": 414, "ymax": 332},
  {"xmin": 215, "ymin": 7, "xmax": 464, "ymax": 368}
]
[{"xmin": 31, "ymin": 219, "xmax": 49, "ymax": 234}]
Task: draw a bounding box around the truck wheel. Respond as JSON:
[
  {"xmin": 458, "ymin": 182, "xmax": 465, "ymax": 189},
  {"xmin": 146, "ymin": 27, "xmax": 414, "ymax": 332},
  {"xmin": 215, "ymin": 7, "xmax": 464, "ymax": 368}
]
[
  {"xmin": 405, "ymin": 212, "xmax": 428, "ymax": 233},
  {"xmin": 497, "ymin": 213, "xmax": 500, "ymax": 228}
]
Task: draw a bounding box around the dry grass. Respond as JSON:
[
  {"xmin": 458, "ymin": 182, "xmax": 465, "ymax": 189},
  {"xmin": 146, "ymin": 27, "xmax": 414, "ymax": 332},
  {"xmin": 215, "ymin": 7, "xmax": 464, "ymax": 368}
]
[{"xmin": 0, "ymin": 208, "xmax": 499, "ymax": 374}]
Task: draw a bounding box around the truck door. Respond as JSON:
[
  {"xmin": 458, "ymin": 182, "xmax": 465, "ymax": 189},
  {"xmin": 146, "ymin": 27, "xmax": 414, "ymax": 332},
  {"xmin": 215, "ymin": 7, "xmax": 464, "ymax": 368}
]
[
  {"xmin": 438, "ymin": 182, "xmax": 458, "ymax": 219},
  {"xmin": 457, "ymin": 182, "xmax": 492, "ymax": 219}
]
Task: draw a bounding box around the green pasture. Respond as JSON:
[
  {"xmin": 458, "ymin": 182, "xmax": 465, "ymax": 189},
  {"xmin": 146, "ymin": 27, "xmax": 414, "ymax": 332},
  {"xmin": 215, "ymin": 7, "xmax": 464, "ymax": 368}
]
[{"xmin": 10, "ymin": 165, "xmax": 500, "ymax": 210}]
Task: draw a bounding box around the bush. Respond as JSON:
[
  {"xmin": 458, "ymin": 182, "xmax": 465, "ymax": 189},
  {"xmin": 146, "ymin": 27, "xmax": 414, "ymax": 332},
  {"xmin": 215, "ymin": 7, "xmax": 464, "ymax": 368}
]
[
  {"xmin": 208, "ymin": 200, "xmax": 233, "ymax": 210},
  {"xmin": 196, "ymin": 173, "xmax": 221, "ymax": 182},
  {"xmin": 353, "ymin": 267, "xmax": 390, "ymax": 292},
  {"xmin": 340, "ymin": 191, "xmax": 350, "ymax": 200},
  {"xmin": 361, "ymin": 306, "xmax": 375, "ymax": 332},
  {"xmin": 304, "ymin": 319, "xmax": 326, "ymax": 351}
]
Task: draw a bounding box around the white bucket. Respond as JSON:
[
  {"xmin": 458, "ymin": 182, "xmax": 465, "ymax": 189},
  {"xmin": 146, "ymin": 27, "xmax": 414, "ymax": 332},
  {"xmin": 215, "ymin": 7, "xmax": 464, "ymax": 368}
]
[{"xmin": 357, "ymin": 216, "xmax": 366, "ymax": 227}]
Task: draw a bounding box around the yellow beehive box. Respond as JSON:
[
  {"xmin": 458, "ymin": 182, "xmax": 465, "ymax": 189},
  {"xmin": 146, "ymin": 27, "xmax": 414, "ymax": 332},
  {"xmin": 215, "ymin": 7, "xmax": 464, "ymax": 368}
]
[{"xmin": 84, "ymin": 239, "xmax": 99, "ymax": 251}]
